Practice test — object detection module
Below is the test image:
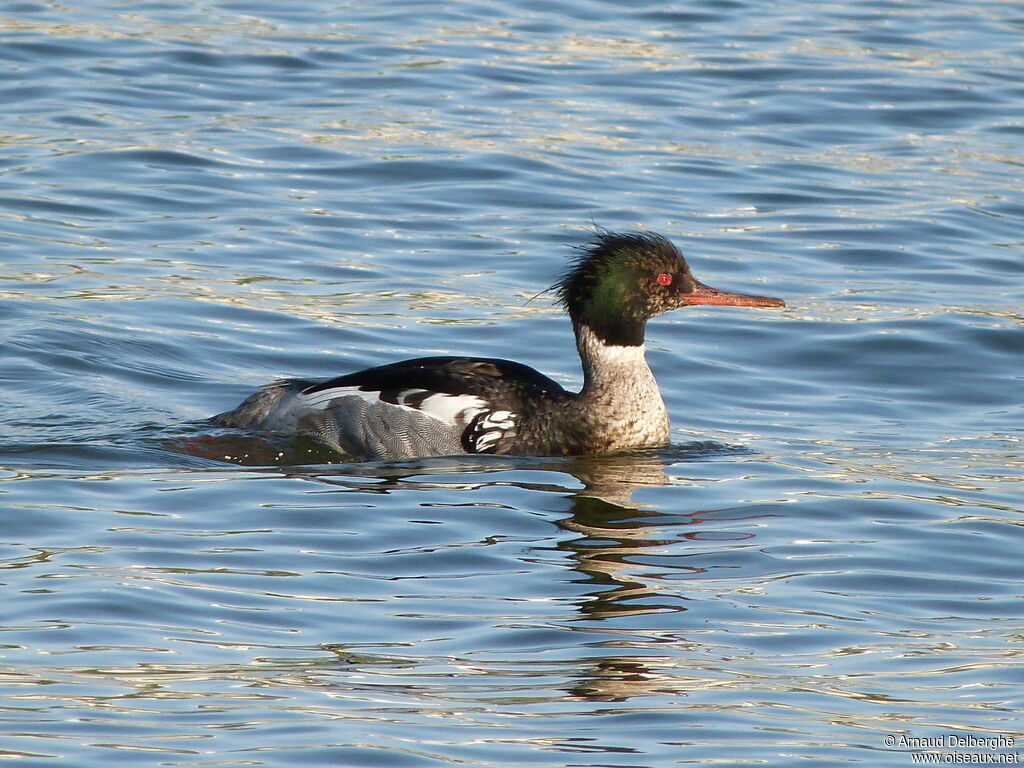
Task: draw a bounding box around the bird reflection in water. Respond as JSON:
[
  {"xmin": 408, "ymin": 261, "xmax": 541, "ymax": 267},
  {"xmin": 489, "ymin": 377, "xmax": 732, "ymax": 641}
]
[{"xmin": 176, "ymin": 438, "xmax": 779, "ymax": 703}]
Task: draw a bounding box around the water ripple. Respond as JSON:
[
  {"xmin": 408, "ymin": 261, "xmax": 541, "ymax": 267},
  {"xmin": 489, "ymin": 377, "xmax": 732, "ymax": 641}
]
[{"xmin": 1, "ymin": 0, "xmax": 1022, "ymax": 765}]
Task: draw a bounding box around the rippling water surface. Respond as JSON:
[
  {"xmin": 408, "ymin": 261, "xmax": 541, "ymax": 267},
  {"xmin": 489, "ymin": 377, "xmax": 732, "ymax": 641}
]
[{"xmin": 2, "ymin": 1, "xmax": 1022, "ymax": 766}]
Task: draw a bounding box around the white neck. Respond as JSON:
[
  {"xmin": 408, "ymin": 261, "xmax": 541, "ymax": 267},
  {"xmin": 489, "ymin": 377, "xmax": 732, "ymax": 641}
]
[
  {"xmin": 575, "ymin": 323, "xmax": 650, "ymax": 388},
  {"xmin": 571, "ymin": 323, "xmax": 670, "ymax": 450}
]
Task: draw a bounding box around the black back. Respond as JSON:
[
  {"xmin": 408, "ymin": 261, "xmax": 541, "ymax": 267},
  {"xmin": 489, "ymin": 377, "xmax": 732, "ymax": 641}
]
[{"xmin": 302, "ymin": 355, "xmax": 568, "ymax": 408}]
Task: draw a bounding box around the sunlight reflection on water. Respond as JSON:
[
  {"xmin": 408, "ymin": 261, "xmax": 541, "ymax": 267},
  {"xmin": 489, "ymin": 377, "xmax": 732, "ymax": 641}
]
[{"xmin": 1, "ymin": 0, "xmax": 1023, "ymax": 765}]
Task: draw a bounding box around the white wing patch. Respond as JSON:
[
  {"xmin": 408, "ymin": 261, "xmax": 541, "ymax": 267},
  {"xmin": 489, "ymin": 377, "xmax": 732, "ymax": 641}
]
[
  {"xmin": 299, "ymin": 384, "xmax": 487, "ymax": 427},
  {"xmin": 414, "ymin": 392, "xmax": 487, "ymax": 425},
  {"xmin": 466, "ymin": 409, "xmax": 517, "ymax": 453},
  {"xmin": 299, "ymin": 385, "xmax": 377, "ymax": 410}
]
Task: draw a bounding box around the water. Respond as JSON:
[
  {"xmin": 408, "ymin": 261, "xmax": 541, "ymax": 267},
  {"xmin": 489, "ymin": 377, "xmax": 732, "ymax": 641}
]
[{"xmin": 1, "ymin": 1, "xmax": 1022, "ymax": 765}]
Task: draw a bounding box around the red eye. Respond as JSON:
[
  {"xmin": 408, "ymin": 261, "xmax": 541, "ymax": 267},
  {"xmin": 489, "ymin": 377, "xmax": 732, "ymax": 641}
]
[{"xmin": 657, "ymin": 273, "xmax": 672, "ymax": 286}]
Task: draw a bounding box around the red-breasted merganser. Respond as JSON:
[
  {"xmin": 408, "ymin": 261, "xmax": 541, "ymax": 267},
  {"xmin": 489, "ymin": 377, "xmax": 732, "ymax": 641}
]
[{"xmin": 213, "ymin": 230, "xmax": 784, "ymax": 460}]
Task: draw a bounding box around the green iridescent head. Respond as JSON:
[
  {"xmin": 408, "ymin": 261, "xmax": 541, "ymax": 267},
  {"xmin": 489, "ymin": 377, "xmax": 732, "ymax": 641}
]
[{"xmin": 554, "ymin": 230, "xmax": 784, "ymax": 346}]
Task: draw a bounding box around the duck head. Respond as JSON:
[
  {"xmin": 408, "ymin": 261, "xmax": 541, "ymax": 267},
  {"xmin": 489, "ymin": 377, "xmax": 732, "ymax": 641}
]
[{"xmin": 554, "ymin": 230, "xmax": 784, "ymax": 346}]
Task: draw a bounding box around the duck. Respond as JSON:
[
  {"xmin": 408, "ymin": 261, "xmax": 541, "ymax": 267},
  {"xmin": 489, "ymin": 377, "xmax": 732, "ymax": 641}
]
[{"xmin": 213, "ymin": 230, "xmax": 784, "ymax": 460}]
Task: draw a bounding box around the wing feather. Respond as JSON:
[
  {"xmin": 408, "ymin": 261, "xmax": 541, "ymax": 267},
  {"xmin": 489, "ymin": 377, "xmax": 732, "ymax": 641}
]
[{"xmin": 222, "ymin": 356, "xmax": 566, "ymax": 459}]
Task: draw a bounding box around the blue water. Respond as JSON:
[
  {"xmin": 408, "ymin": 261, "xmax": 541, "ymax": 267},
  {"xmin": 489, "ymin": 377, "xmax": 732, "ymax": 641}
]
[{"xmin": 2, "ymin": 1, "xmax": 1022, "ymax": 766}]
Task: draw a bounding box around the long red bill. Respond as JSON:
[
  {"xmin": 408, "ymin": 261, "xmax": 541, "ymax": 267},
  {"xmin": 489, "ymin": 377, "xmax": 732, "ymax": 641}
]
[{"xmin": 682, "ymin": 281, "xmax": 785, "ymax": 308}]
